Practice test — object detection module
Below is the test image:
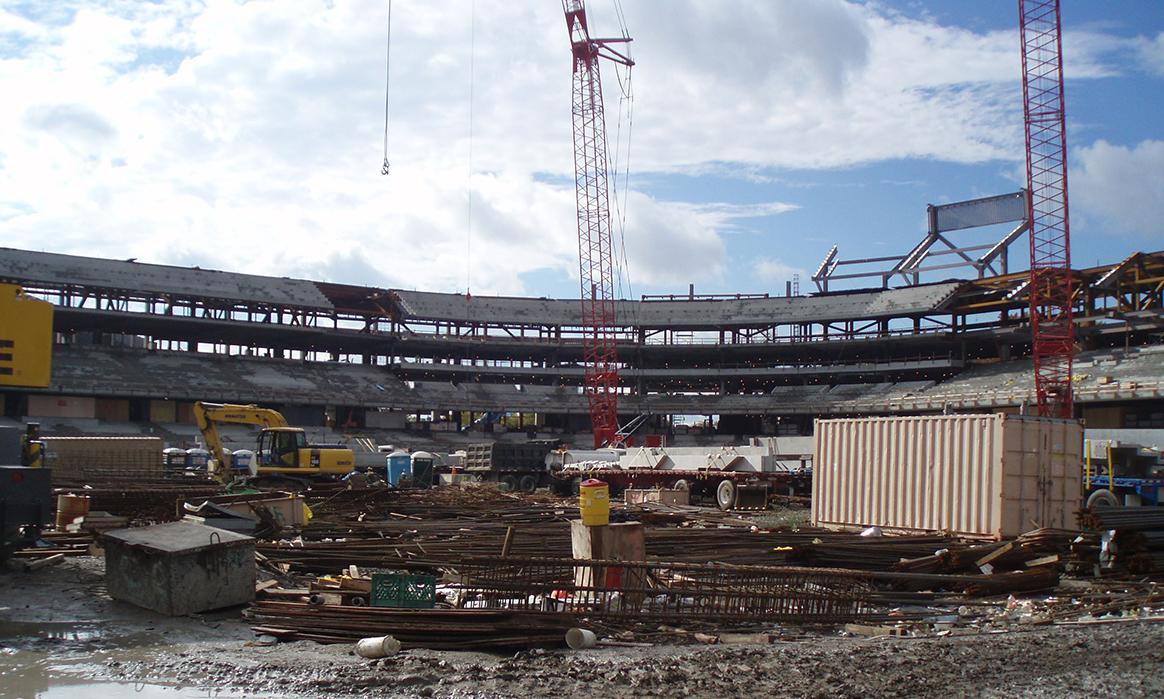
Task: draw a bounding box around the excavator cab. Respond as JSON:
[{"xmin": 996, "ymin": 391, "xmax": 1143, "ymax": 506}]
[{"xmin": 258, "ymin": 428, "xmax": 308, "ymax": 469}]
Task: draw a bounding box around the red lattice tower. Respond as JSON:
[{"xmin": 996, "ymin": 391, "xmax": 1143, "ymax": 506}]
[
  {"xmin": 1020, "ymin": 0, "xmax": 1074, "ymax": 418},
  {"xmin": 563, "ymin": 0, "xmax": 632, "ymax": 447}
]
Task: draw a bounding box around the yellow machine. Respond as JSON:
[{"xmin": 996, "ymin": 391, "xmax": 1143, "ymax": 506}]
[
  {"xmin": 0, "ymin": 283, "xmax": 53, "ymax": 388},
  {"xmin": 193, "ymin": 401, "xmax": 355, "ymax": 484}
]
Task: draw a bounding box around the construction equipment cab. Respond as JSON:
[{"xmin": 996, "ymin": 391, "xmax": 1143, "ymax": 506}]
[{"xmin": 193, "ymin": 401, "xmax": 355, "ymax": 483}]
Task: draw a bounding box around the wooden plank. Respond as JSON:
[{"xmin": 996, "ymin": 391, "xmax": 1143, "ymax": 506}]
[
  {"xmin": 974, "ymin": 541, "xmax": 1013, "ymax": 567},
  {"xmin": 1024, "ymin": 554, "xmax": 1060, "ymax": 568},
  {"xmin": 501, "ymin": 526, "xmax": 515, "ymax": 558}
]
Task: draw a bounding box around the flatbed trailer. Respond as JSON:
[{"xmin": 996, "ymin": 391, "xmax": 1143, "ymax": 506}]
[
  {"xmin": 551, "ymin": 466, "xmax": 811, "ymax": 510},
  {"xmin": 1086, "ymin": 475, "xmax": 1164, "ymax": 508},
  {"xmin": 1084, "ymin": 438, "xmax": 1164, "ymax": 508}
]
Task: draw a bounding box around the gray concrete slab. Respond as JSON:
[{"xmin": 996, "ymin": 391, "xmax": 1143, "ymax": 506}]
[
  {"xmin": 0, "ymin": 248, "xmax": 334, "ymax": 309},
  {"xmin": 393, "ymin": 282, "xmax": 964, "ymax": 328}
]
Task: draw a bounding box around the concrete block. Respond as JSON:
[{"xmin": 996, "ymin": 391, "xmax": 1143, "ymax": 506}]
[
  {"xmin": 623, "ymin": 488, "xmax": 690, "ymax": 506},
  {"xmin": 103, "ymin": 520, "xmax": 255, "ymax": 616}
]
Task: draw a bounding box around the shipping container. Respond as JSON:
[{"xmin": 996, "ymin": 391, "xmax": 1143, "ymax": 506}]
[{"xmin": 812, "ymin": 414, "xmax": 1082, "ymax": 539}]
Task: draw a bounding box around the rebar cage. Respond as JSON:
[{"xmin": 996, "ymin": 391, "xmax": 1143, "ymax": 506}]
[{"xmin": 445, "ymin": 557, "xmax": 873, "ymax": 624}]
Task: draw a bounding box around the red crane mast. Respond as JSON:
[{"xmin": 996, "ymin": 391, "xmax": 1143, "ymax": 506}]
[
  {"xmin": 1019, "ymin": 0, "xmax": 1074, "ymax": 419},
  {"xmin": 562, "ymin": 0, "xmax": 633, "ymax": 447}
]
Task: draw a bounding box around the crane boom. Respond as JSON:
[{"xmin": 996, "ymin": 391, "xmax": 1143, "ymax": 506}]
[
  {"xmin": 563, "ymin": 0, "xmax": 632, "ymax": 448},
  {"xmin": 1019, "ymin": 0, "xmax": 1074, "ymax": 418}
]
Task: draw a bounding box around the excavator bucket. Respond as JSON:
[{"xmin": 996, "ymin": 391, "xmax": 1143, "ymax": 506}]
[{"xmin": 733, "ymin": 484, "xmax": 769, "ymax": 511}]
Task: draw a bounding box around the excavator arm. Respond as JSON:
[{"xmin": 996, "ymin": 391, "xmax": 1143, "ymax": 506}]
[{"xmin": 193, "ymin": 402, "xmax": 291, "ymax": 480}]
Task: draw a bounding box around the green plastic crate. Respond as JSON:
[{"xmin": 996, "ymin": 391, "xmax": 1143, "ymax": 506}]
[{"xmin": 371, "ymin": 572, "xmax": 436, "ymax": 608}]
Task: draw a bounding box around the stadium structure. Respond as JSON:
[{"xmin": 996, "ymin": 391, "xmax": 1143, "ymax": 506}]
[{"xmin": 2, "ymin": 233, "xmax": 1163, "ymax": 446}]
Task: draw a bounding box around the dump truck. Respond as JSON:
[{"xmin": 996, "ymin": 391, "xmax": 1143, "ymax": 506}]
[
  {"xmin": 462, "ymin": 440, "xmax": 561, "ymax": 492},
  {"xmin": 193, "ymin": 401, "xmax": 355, "ymax": 488}
]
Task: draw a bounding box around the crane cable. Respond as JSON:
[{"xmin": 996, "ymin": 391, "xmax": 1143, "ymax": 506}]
[
  {"xmin": 466, "ymin": 0, "xmax": 477, "ymax": 295},
  {"xmin": 609, "ymin": 0, "xmax": 636, "ymax": 324},
  {"xmin": 381, "ymin": 0, "xmax": 393, "ymax": 175}
]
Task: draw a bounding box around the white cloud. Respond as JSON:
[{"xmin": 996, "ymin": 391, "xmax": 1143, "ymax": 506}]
[
  {"xmin": 1073, "ymin": 139, "xmax": 1164, "ymax": 238},
  {"xmin": 1136, "ymin": 32, "xmax": 1164, "ymax": 76},
  {"xmin": 752, "ymin": 257, "xmax": 808, "ymax": 287},
  {"xmin": 0, "ymin": 0, "xmax": 1145, "ymax": 299}
]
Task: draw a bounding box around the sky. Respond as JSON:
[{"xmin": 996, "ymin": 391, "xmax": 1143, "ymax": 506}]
[{"xmin": 0, "ymin": 0, "xmax": 1161, "ymax": 300}]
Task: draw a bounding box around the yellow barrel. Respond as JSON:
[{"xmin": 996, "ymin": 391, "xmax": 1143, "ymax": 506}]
[
  {"xmin": 56, "ymin": 493, "xmax": 90, "ymax": 530},
  {"xmin": 579, "ymin": 479, "xmax": 610, "ymax": 526}
]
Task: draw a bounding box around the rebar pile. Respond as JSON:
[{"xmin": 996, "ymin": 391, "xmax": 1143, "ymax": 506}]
[
  {"xmin": 1081, "ymin": 506, "xmax": 1164, "ymax": 531},
  {"xmin": 449, "ymin": 557, "xmax": 874, "ymax": 624},
  {"xmin": 892, "ymin": 528, "xmax": 1076, "ymax": 575},
  {"xmin": 1078, "ymin": 507, "xmax": 1164, "ymax": 575},
  {"xmin": 248, "ymin": 604, "xmax": 574, "ymax": 650},
  {"xmin": 53, "ymin": 481, "xmax": 220, "ymax": 520}
]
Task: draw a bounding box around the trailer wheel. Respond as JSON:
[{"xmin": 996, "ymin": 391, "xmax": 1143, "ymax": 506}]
[
  {"xmin": 716, "ymin": 479, "xmax": 737, "ymax": 510},
  {"xmin": 1087, "ymin": 488, "xmax": 1120, "ymax": 510},
  {"xmin": 518, "ymin": 475, "xmax": 538, "ymax": 494},
  {"xmin": 499, "ymin": 475, "xmax": 518, "ymax": 492},
  {"xmin": 570, "ymin": 477, "xmax": 583, "ymax": 496},
  {"xmin": 672, "ymin": 479, "xmax": 691, "ymax": 492}
]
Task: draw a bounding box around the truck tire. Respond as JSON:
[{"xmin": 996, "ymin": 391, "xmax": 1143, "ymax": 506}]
[
  {"xmin": 1087, "ymin": 488, "xmax": 1120, "ymax": 510},
  {"xmin": 519, "ymin": 474, "xmax": 538, "ymax": 493},
  {"xmin": 571, "ymin": 477, "xmax": 583, "ymax": 496},
  {"xmin": 499, "ymin": 475, "xmax": 518, "ymax": 492},
  {"xmin": 672, "ymin": 479, "xmax": 691, "ymax": 492},
  {"xmin": 716, "ymin": 479, "xmax": 737, "ymax": 511}
]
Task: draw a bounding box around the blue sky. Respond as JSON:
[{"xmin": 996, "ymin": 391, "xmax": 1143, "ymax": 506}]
[{"xmin": 0, "ymin": 1, "xmax": 1161, "ymax": 300}]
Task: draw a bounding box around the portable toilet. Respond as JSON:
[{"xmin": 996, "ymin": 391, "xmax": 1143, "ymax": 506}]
[
  {"xmin": 387, "ymin": 450, "xmax": 411, "ymax": 487},
  {"xmin": 185, "ymin": 448, "xmax": 210, "ymax": 472},
  {"xmin": 163, "ymin": 448, "xmax": 188, "ymax": 473},
  {"xmin": 231, "ymin": 449, "xmax": 256, "ymax": 475},
  {"xmin": 411, "ymin": 451, "xmax": 436, "ymax": 489}
]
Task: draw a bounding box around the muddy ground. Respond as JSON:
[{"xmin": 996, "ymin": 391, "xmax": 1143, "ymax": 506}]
[{"xmin": 3, "ymin": 557, "xmax": 1163, "ymax": 698}]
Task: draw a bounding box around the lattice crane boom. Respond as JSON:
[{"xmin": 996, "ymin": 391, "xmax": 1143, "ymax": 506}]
[
  {"xmin": 562, "ymin": 0, "xmax": 632, "ymax": 447},
  {"xmin": 1019, "ymin": 0, "xmax": 1074, "ymax": 418}
]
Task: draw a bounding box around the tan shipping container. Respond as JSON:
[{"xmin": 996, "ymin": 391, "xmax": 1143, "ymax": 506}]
[{"xmin": 812, "ymin": 414, "xmax": 1082, "ymax": 539}]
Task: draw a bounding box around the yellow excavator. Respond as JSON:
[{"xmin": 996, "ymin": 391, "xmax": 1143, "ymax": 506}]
[{"xmin": 193, "ymin": 401, "xmax": 355, "ymax": 486}]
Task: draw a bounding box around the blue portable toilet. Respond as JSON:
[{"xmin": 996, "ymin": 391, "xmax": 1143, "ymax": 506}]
[
  {"xmin": 387, "ymin": 450, "xmax": 411, "ymax": 487},
  {"xmin": 185, "ymin": 448, "xmax": 209, "ymax": 471},
  {"xmin": 231, "ymin": 449, "xmax": 256, "ymax": 475}
]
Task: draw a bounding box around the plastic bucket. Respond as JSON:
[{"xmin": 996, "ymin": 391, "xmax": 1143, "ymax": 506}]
[
  {"xmin": 578, "ymin": 479, "xmax": 610, "ymax": 526},
  {"xmin": 355, "ymin": 635, "xmax": 402, "ymax": 659},
  {"xmin": 565, "ymin": 628, "xmax": 597, "ymax": 650}
]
